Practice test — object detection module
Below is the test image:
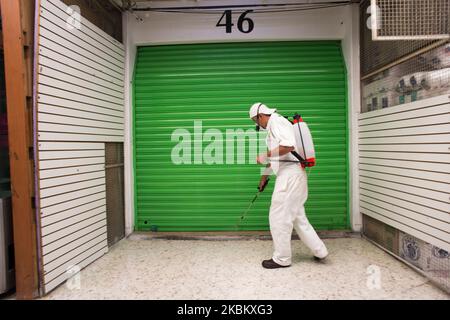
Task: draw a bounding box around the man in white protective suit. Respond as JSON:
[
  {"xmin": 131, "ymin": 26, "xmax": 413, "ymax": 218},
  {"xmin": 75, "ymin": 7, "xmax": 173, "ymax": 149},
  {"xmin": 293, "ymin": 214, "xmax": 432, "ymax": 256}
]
[{"xmin": 249, "ymin": 102, "xmax": 329, "ymax": 269}]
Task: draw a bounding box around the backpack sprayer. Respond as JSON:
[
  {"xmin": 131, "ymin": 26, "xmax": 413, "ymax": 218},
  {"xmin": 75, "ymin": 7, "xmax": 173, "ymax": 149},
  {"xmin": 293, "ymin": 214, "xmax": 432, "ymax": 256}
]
[
  {"xmin": 287, "ymin": 113, "xmax": 316, "ymax": 169},
  {"xmin": 235, "ymin": 113, "xmax": 316, "ymax": 229}
]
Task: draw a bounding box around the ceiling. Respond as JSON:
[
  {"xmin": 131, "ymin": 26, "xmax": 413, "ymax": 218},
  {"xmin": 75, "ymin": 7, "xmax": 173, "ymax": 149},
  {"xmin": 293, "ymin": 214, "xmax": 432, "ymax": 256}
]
[{"xmin": 109, "ymin": 0, "xmax": 360, "ymax": 12}]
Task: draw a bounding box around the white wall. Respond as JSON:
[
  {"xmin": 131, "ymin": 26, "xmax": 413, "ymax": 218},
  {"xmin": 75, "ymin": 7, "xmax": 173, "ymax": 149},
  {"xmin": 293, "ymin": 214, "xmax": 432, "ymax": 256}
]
[
  {"xmin": 343, "ymin": 4, "xmax": 362, "ymax": 232},
  {"xmin": 123, "ymin": 2, "xmax": 361, "ymax": 233},
  {"xmin": 123, "ymin": 13, "xmax": 137, "ymax": 236}
]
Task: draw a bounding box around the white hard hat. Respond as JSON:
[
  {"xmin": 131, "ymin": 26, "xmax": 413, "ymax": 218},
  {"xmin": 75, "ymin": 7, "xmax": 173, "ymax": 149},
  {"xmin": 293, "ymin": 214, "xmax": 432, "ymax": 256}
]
[{"xmin": 249, "ymin": 103, "xmax": 277, "ymax": 119}]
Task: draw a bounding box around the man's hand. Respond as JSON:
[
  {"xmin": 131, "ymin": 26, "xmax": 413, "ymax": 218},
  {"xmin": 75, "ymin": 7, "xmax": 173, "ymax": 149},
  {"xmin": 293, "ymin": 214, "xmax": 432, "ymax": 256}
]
[
  {"xmin": 256, "ymin": 153, "xmax": 268, "ymax": 164},
  {"xmin": 258, "ymin": 176, "xmax": 269, "ymax": 192}
]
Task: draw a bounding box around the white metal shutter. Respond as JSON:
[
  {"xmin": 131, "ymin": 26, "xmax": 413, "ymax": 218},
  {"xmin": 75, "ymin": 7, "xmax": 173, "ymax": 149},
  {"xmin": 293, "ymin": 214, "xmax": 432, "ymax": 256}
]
[
  {"xmin": 37, "ymin": 0, "xmax": 125, "ymax": 293},
  {"xmin": 358, "ymin": 94, "xmax": 450, "ymax": 252}
]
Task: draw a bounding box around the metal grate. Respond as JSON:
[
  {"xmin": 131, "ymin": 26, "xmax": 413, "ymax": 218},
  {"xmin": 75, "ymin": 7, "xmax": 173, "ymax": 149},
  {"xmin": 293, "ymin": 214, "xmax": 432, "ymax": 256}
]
[
  {"xmin": 372, "ymin": 0, "xmax": 450, "ymax": 40},
  {"xmin": 361, "ymin": 41, "xmax": 450, "ymax": 112},
  {"xmin": 105, "ymin": 143, "xmax": 125, "ymax": 246},
  {"xmin": 399, "ymin": 232, "xmax": 450, "ymax": 293},
  {"xmin": 360, "ymin": 0, "xmax": 441, "ymax": 76},
  {"xmin": 360, "ymin": 0, "xmax": 450, "ymax": 112}
]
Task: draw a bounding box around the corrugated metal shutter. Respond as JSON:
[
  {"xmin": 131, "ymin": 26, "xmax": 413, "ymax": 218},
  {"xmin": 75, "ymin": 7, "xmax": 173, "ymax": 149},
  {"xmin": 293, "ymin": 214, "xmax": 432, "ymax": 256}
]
[{"xmin": 134, "ymin": 41, "xmax": 348, "ymax": 231}]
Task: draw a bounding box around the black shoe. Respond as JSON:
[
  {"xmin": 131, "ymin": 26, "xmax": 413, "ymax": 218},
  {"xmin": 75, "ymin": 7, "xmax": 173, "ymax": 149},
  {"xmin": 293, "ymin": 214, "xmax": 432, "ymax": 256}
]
[
  {"xmin": 313, "ymin": 255, "xmax": 328, "ymax": 262},
  {"xmin": 262, "ymin": 259, "xmax": 290, "ymax": 269}
]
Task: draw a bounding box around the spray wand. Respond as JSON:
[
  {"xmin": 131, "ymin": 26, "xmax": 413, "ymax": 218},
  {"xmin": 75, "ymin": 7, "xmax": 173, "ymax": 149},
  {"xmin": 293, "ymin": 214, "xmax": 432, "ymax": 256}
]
[{"xmin": 234, "ymin": 177, "xmax": 270, "ymax": 229}]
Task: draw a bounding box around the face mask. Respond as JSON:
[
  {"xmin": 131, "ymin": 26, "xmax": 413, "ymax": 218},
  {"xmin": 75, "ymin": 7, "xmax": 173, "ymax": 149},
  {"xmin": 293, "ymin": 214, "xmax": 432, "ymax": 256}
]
[
  {"xmin": 255, "ymin": 103, "xmax": 262, "ymax": 131},
  {"xmin": 255, "ymin": 122, "xmax": 267, "ymax": 132}
]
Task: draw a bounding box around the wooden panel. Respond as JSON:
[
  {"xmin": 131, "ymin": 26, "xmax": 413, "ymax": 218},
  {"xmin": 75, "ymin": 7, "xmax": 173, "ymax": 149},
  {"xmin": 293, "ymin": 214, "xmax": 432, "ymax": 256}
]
[{"xmin": 0, "ymin": 0, "xmax": 38, "ymax": 299}]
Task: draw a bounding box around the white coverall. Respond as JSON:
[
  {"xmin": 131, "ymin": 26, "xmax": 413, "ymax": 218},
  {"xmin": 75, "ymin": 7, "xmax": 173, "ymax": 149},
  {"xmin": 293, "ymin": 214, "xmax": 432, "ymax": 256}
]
[{"xmin": 265, "ymin": 112, "xmax": 328, "ymax": 266}]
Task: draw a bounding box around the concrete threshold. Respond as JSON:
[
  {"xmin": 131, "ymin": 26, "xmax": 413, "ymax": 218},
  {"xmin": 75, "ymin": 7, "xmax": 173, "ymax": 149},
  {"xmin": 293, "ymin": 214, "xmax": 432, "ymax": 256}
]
[{"xmin": 128, "ymin": 230, "xmax": 360, "ymax": 241}]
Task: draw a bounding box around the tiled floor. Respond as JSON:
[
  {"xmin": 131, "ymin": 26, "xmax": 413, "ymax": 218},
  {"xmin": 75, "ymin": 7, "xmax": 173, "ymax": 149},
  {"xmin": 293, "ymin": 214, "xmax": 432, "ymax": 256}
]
[{"xmin": 39, "ymin": 236, "xmax": 449, "ymax": 300}]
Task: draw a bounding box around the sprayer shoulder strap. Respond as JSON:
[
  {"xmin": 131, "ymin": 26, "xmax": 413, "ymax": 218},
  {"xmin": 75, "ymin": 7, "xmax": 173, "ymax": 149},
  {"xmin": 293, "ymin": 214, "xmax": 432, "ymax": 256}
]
[{"xmin": 290, "ymin": 150, "xmax": 306, "ymax": 163}]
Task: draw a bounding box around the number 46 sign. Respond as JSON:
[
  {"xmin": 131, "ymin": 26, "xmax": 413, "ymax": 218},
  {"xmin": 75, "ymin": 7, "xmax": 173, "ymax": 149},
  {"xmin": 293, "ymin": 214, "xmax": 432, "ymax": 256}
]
[{"xmin": 216, "ymin": 10, "xmax": 254, "ymax": 34}]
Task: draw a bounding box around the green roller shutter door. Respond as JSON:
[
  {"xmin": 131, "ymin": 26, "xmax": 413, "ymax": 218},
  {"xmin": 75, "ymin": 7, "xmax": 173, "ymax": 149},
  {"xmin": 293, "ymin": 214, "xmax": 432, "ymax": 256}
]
[{"xmin": 134, "ymin": 41, "xmax": 348, "ymax": 231}]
